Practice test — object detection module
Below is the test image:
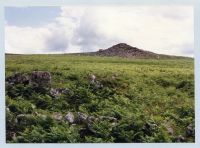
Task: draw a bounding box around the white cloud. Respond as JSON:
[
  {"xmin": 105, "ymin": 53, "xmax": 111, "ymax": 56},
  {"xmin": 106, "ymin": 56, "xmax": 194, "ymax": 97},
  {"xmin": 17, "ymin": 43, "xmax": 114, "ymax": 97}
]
[
  {"xmin": 5, "ymin": 26, "xmax": 51, "ymax": 54},
  {"xmin": 5, "ymin": 6, "xmax": 194, "ymax": 56}
]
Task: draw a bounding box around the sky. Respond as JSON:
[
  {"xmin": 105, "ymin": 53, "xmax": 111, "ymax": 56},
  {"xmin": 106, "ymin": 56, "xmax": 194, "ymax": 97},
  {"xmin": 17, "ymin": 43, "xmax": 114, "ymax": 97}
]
[{"xmin": 5, "ymin": 6, "xmax": 194, "ymax": 57}]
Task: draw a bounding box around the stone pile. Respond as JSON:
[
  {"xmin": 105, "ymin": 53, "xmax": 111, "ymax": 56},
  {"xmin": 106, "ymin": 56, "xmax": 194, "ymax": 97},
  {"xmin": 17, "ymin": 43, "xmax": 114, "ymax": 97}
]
[{"xmin": 30, "ymin": 71, "xmax": 51, "ymax": 87}]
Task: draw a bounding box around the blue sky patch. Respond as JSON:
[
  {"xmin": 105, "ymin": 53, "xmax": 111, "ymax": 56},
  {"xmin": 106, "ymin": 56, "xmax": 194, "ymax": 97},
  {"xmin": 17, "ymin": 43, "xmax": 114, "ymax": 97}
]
[{"xmin": 5, "ymin": 6, "xmax": 61, "ymax": 27}]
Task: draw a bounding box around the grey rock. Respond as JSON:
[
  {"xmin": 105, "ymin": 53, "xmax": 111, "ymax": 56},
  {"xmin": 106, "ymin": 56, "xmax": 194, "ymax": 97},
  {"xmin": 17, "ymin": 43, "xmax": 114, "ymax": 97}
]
[
  {"xmin": 65, "ymin": 112, "xmax": 75, "ymax": 123},
  {"xmin": 89, "ymin": 74, "xmax": 96, "ymax": 84}
]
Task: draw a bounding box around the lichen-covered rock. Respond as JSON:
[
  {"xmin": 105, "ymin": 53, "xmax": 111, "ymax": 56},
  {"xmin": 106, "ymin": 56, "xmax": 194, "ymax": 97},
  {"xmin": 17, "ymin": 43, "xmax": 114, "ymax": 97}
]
[
  {"xmin": 30, "ymin": 71, "xmax": 51, "ymax": 87},
  {"xmin": 6, "ymin": 73, "xmax": 29, "ymax": 85},
  {"xmin": 65, "ymin": 112, "xmax": 75, "ymax": 123}
]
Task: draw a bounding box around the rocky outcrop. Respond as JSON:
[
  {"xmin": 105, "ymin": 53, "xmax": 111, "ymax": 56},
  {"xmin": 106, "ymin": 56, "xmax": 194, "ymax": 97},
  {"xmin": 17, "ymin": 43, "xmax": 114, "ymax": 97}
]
[
  {"xmin": 30, "ymin": 71, "xmax": 51, "ymax": 87},
  {"xmin": 95, "ymin": 43, "xmax": 159, "ymax": 58},
  {"xmin": 6, "ymin": 73, "xmax": 29, "ymax": 85},
  {"xmin": 6, "ymin": 71, "xmax": 52, "ymax": 87}
]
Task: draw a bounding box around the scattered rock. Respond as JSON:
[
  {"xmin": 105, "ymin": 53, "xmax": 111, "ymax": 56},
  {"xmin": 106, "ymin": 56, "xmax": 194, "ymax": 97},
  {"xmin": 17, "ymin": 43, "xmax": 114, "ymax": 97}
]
[
  {"xmin": 89, "ymin": 74, "xmax": 96, "ymax": 84},
  {"xmin": 31, "ymin": 104, "xmax": 36, "ymax": 109},
  {"xmin": 186, "ymin": 123, "xmax": 195, "ymax": 137},
  {"xmin": 111, "ymin": 73, "xmax": 118, "ymax": 80},
  {"xmin": 52, "ymin": 113, "xmax": 63, "ymax": 121},
  {"xmin": 65, "ymin": 112, "xmax": 75, "ymax": 123},
  {"xmin": 164, "ymin": 123, "xmax": 174, "ymax": 135},
  {"xmin": 6, "ymin": 107, "xmax": 10, "ymax": 112},
  {"xmin": 87, "ymin": 116, "xmax": 97, "ymax": 123},
  {"xmin": 50, "ymin": 88, "xmax": 71, "ymax": 98},
  {"xmin": 34, "ymin": 112, "xmax": 47, "ymax": 119},
  {"xmin": 76, "ymin": 112, "xmax": 118, "ymax": 125},
  {"xmin": 10, "ymin": 132, "xmax": 17, "ymax": 141},
  {"xmin": 175, "ymin": 135, "xmax": 185, "ymax": 142},
  {"xmin": 111, "ymin": 76, "xmax": 116, "ymax": 80},
  {"xmin": 94, "ymin": 81, "xmax": 103, "ymax": 89},
  {"xmin": 39, "ymin": 114, "xmax": 47, "ymax": 120},
  {"xmin": 16, "ymin": 114, "xmax": 26, "ymax": 118},
  {"xmin": 15, "ymin": 114, "xmax": 26, "ymax": 124},
  {"xmin": 30, "ymin": 71, "xmax": 51, "ymax": 87},
  {"xmin": 6, "ymin": 73, "xmax": 29, "ymax": 85},
  {"xmin": 99, "ymin": 116, "xmax": 117, "ymax": 122},
  {"xmin": 77, "ymin": 112, "xmax": 88, "ymax": 123}
]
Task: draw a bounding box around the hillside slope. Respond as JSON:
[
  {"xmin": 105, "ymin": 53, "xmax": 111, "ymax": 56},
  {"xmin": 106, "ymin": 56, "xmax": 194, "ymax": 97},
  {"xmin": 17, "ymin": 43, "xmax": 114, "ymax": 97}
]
[
  {"xmin": 5, "ymin": 54, "xmax": 194, "ymax": 143},
  {"xmin": 75, "ymin": 43, "xmax": 189, "ymax": 59},
  {"xmin": 95, "ymin": 43, "xmax": 159, "ymax": 58}
]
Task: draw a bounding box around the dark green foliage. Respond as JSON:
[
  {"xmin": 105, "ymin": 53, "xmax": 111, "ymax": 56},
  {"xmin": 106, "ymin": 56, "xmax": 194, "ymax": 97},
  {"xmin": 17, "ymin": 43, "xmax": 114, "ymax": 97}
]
[
  {"xmin": 176, "ymin": 104, "xmax": 194, "ymax": 118},
  {"xmin": 155, "ymin": 77, "xmax": 175, "ymax": 87},
  {"xmin": 6, "ymin": 84, "xmax": 33, "ymax": 98},
  {"xmin": 176, "ymin": 80, "xmax": 194, "ymax": 97},
  {"xmin": 33, "ymin": 95, "xmax": 52, "ymax": 109},
  {"xmin": 67, "ymin": 73, "xmax": 80, "ymax": 81},
  {"xmin": 5, "ymin": 54, "xmax": 194, "ymax": 143},
  {"xmin": 7, "ymin": 96, "xmax": 35, "ymax": 114}
]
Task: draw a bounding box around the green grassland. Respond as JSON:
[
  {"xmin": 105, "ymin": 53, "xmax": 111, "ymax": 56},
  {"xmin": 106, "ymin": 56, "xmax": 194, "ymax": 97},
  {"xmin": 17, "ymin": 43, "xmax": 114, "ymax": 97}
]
[{"xmin": 5, "ymin": 54, "xmax": 194, "ymax": 143}]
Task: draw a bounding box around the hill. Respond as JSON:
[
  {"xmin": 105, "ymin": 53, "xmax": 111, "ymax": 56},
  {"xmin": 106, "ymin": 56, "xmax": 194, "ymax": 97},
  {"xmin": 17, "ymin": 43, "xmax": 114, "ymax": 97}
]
[
  {"xmin": 5, "ymin": 43, "xmax": 192, "ymax": 60},
  {"xmin": 72, "ymin": 43, "xmax": 190, "ymax": 59},
  {"xmin": 95, "ymin": 43, "xmax": 159, "ymax": 58}
]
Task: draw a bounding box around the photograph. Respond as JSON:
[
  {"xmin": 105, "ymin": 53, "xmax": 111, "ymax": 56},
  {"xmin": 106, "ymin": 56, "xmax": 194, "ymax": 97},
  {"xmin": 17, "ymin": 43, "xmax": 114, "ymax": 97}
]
[{"xmin": 5, "ymin": 5, "xmax": 194, "ymax": 143}]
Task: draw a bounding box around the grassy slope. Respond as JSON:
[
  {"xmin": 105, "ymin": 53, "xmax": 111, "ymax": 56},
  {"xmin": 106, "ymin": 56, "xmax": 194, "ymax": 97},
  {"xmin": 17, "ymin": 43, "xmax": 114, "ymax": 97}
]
[{"xmin": 5, "ymin": 54, "xmax": 194, "ymax": 143}]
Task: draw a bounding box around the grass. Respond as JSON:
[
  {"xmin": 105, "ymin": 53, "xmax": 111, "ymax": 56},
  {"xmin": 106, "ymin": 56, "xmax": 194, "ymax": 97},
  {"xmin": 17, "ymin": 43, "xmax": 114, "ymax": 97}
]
[{"xmin": 5, "ymin": 54, "xmax": 194, "ymax": 143}]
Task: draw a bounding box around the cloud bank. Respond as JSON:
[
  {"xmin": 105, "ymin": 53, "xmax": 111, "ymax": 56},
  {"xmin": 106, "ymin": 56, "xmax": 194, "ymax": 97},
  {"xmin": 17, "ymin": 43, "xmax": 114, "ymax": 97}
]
[{"xmin": 5, "ymin": 6, "xmax": 194, "ymax": 56}]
